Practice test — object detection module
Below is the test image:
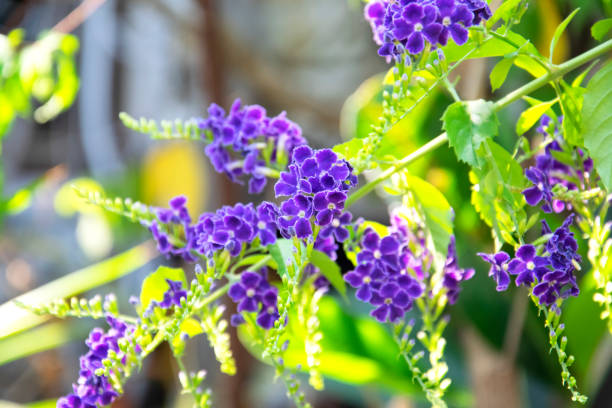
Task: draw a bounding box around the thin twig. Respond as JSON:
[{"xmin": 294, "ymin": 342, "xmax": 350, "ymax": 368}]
[{"xmin": 52, "ymin": 0, "xmax": 108, "ymax": 34}]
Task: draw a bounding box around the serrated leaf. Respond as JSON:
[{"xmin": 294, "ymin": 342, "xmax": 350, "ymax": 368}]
[
  {"xmin": 309, "ymin": 250, "xmax": 346, "ymax": 296},
  {"xmin": 490, "ymin": 57, "xmax": 515, "ymax": 92},
  {"xmin": 550, "ymin": 8, "xmax": 580, "ymax": 62},
  {"xmin": 442, "ymin": 99, "xmax": 499, "ymax": 168},
  {"xmin": 583, "ymin": 61, "xmax": 612, "ymax": 190},
  {"xmin": 515, "ymin": 100, "xmax": 556, "ymax": 135},
  {"xmin": 140, "ymin": 266, "xmax": 187, "ymax": 313},
  {"xmin": 591, "ymin": 18, "xmax": 612, "ymax": 41}
]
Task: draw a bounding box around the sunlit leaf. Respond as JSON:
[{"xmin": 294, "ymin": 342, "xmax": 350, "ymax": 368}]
[
  {"xmin": 591, "ymin": 18, "xmax": 612, "ymax": 41},
  {"xmin": 309, "ymin": 250, "xmax": 346, "ymax": 296},
  {"xmin": 490, "ymin": 57, "xmax": 515, "ymax": 92},
  {"xmin": 139, "ymin": 265, "xmax": 187, "ymax": 313},
  {"xmin": 515, "ymin": 100, "xmax": 556, "ymax": 135},
  {"xmin": 549, "ymin": 8, "xmax": 580, "ymax": 62},
  {"xmin": 583, "ymin": 61, "xmax": 612, "ymax": 189}
]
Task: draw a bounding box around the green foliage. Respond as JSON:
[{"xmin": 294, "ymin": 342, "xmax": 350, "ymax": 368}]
[
  {"xmin": 490, "ymin": 57, "xmax": 515, "ymax": 92},
  {"xmin": 591, "ymin": 18, "xmax": 612, "ymax": 41},
  {"xmin": 200, "ymin": 304, "xmax": 236, "ymax": 375},
  {"xmin": 549, "ymin": 9, "xmax": 580, "ymax": 63},
  {"xmin": 392, "ymin": 173, "xmax": 453, "ymax": 271},
  {"xmin": 515, "ymin": 100, "xmax": 556, "ymax": 135},
  {"xmin": 583, "ymin": 61, "xmax": 612, "ymax": 190},
  {"xmin": 442, "ymin": 99, "xmax": 499, "ymax": 168},
  {"xmin": 309, "ymin": 250, "xmax": 346, "ymax": 297},
  {"xmin": 469, "ymin": 140, "xmax": 528, "ymax": 248},
  {"xmin": 119, "ymin": 112, "xmax": 201, "ymax": 141},
  {"xmin": 0, "ymin": 29, "xmax": 79, "ymax": 138},
  {"xmin": 558, "ymin": 80, "xmax": 585, "ymax": 146}
]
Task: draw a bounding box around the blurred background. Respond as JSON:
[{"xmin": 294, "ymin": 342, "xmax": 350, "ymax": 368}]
[{"xmin": 1, "ymin": 0, "xmax": 612, "ymax": 407}]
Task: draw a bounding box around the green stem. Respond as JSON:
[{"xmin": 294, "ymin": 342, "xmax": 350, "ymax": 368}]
[
  {"xmin": 195, "ymin": 282, "xmax": 230, "ymax": 310},
  {"xmin": 346, "ymin": 37, "xmax": 612, "ymax": 206},
  {"xmin": 346, "ymin": 134, "xmax": 448, "ymax": 207}
]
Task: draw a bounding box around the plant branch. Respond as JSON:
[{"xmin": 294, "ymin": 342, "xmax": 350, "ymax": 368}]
[{"xmin": 346, "ymin": 37, "xmax": 612, "ymax": 206}]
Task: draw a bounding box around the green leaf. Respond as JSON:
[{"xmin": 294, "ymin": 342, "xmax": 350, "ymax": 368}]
[
  {"xmin": 401, "ymin": 174, "xmax": 453, "ymax": 270},
  {"xmin": 269, "ymin": 239, "xmax": 299, "ymax": 280},
  {"xmin": 139, "ymin": 265, "xmax": 187, "ymax": 312},
  {"xmin": 591, "ymin": 18, "xmax": 612, "ymax": 41},
  {"xmin": 0, "ymin": 242, "xmax": 156, "ymax": 339},
  {"xmin": 442, "ymin": 99, "xmax": 499, "ymax": 168},
  {"xmin": 333, "ymin": 138, "xmax": 364, "ymax": 162},
  {"xmin": 515, "ymin": 100, "xmax": 556, "ymax": 135},
  {"xmin": 583, "ymin": 61, "xmax": 612, "ymax": 190},
  {"xmin": 470, "ymin": 140, "xmax": 528, "ymax": 248},
  {"xmin": 0, "ymin": 322, "xmax": 75, "ymax": 366},
  {"xmin": 558, "ymin": 80, "xmax": 584, "ymax": 146},
  {"xmin": 486, "ymin": 0, "xmax": 522, "ymax": 28},
  {"xmin": 549, "ymin": 8, "xmax": 580, "ymax": 62},
  {"xmin": 490, "ymin": 57, "xmax": 515, "ymax": 92},
  {"xmin": 309, "ymin": 250, "xmax": 346, "ymax": 296}
]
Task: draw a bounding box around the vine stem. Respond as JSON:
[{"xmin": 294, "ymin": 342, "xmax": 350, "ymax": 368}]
[{"xmin": 345, "ymin": 37, "xmax": 612, "ymax": 208}]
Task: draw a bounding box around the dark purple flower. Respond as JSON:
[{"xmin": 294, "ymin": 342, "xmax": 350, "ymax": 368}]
[
  {"xmin": 478, "ymin": 251, "xmax": 511, "ymax": 291},
  {"xmin": 229, "ymin": 270, "xmax": 279, "ymax": 329},
  {"xmin": 345, "ymin": 262, "xmax": 384, "ymax": 302},
  {"xmin": 437, "ymin": 0, "xmax": 474, "ymax": 47},
  {"xmin": 462, "ymin": 0, "xmax": 492, "ymax": 25},
  {"xmin": 255, "ymin": 202, "xmax": 279, "ymax": 246},
  {"xmin": 370, "ymin": 282, "xmax": 413, "ymax": 323},
  {"xmin": 394, "ymin": 3, "xmax": 442, "ymax": 54},
  {"xmin": 523, "ymin": 167, "xmax": 556, "ymax": 213},
  {"xmin": 508, "ymin": 244, "xmax": 550, "ymax": 287},
  {"xmin": 544, "ymin": 215, "xmax": 581, "ymax": 272},
  {"xmin": 319, "ymin": 211, "xmax": 352, "ymax": 242},
  {"xmin": 275, "ymin": 147, "xmax": 357, "ymax": 240}
]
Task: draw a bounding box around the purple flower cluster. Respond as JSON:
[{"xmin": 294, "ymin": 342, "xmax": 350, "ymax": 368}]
[
  {"xmin": 364, "ymin": 0, "xmax": 491, "ymax": 60},
  {"xmin": 149, "ymin": 195, "xmax": 198, "ymax": 262},
  {"xmin": 478, "ymin": 215, "xmax": 581, "ymax": 306},
  {"xmin": 199, "ymin": 99, "xmax": 306, "ymax": 194},
  {"xmin": 344, "ymin": 221, "xmax": 424, "ymax": 323},
  {"xmin": 522, "ymin": 116, "xmax": 594, "ymax": 213},
  {"xmin": 195, "ymin": 201, "xmax": 279, "ymax": 258},
  {"xmin": 275, "ymin": 146, "xmax": 357, "ymax": 239},
  {"xmin": 57, "ymin": 317, "xmax": 137, "ymax": 408},
  {"xmin": 228, "ymin": 270, "xmax": 280, "ymax": 329}
]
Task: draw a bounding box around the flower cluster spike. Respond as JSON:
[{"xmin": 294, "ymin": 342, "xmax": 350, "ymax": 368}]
[
  {"xmin": 479, "ymin": 215, "xmax": 581, "ymax": 306},
  {"xmin": 523, "ymin": 115, "xmax": 594, "ymax": 213},
  {"xmin": 199, "ymin": 98, "xmax": 306, "ymax": 194},
  {"xmin": 57, "ymin": 316, "xmax": 138, "ymax": 408},
  {"xmin": 364, "ymin": 0, "xmax": 491, "ymax": 61},
  {"xmin": 275, "ymin": 146, "xmax": 357, "ymax": 239}
]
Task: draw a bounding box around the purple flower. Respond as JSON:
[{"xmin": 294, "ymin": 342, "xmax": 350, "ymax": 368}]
[
  {"xmin": 508, "ymin": 245, "xmax": 550, "ymax": 287},
  {"xmin": 199, "ymin": 99, "xmax": 306, "ymax": 193},
  {"xmin": 370, "ymin": 282, "xmax": 413, "ymax": 323},
  {"xmin": 437, "ymin": 0, "xmax": 474, "ymax": 47},
  {"xmin": 229, "ymin": 270, "xmax": 279, "ymax": 329},
  {"xmin": 462, "ymin": 0, "xmax": 492, "ymax": 25},
  {"xmin": 393, "ymin": 3, "xmax": 442, "ymax": 54},
  {"xmin": 523, "ymin": 167, "xmax": 557, "ymax": 213},
  {"xmin": 544, "ymin": 215, "xmax": 581, "ymax": 272},
  {"xmin": 319, "ymin": 211, "xmax": 352, "ymax": 242},
  {"xmin": 478, "ymin": 251, "xmax": 511, "ymax": 291},
  {"xmin": 255, "ymin": 202, "xmax": 279, "ymax": 246},
  {"xmin": 345, "ymin": 226, "xmax": 424, "ymax": 322},
  {"xmin": 57, "ymin": 316, "xmax": 137, "ymax": 408},
  {"xmin": 279, "ymin": 194, "xmax": 313, "ymax": 239}
]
